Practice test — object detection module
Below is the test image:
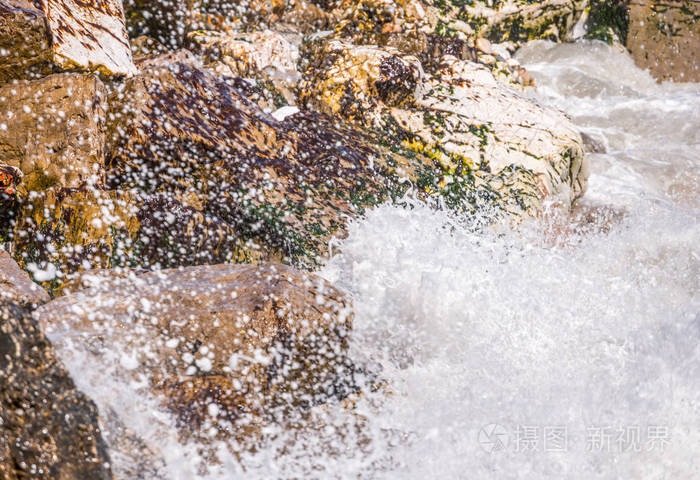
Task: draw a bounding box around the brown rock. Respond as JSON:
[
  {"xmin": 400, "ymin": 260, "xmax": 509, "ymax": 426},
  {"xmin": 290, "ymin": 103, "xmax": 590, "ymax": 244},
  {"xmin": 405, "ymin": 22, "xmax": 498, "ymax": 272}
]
[
  {"xmin": 0, "ymin": 73, "xmax": 106, "ymax": 192},
  {"xmin": 0, "ymin": 301, "xmax": 112, "ymax": 479},
  {"xmin": 0, "ymin": 0, "xmax": 136, "ymax": 83},
  {"xmin": 124, "ymin": 0, "xmax": 285, "ymax": 48},
  {"xmin": 0, "ymin": 0, "xmax": 53, "ymax": 83},
  {"xmin": 104, "ymin": 57, "xmax": 407, "ymax": 269},
  {"xmin": 0, "ymin": 249, "xmax": 49, "ymax": 307},
  {"xmin": 35, "ymin": 263, "xmax": 356, "ymax": 439},
  {"xmin": 626, "ymin": 0, "xmax": 700, "ymax": 82}
]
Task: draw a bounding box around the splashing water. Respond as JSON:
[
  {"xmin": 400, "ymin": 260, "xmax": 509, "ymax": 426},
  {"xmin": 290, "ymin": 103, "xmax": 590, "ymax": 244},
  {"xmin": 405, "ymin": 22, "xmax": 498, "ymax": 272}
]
[
  {"xmin": 310, "ymin": 41, "xmax": 699, "ymax": 478},
  {"xmin": 51, "ymin": 41, "xmax": 699, "ymax": 478}
]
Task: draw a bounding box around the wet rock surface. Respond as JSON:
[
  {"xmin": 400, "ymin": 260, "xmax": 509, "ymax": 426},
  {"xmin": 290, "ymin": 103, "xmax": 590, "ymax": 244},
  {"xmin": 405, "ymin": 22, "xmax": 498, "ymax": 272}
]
[
  {"xmin": 302, "ymin": 40, "xmax": 588, "ymax": 212},
  {"xmin": 0, "ymin": 0, "xmax": 53, "ymax": 84},
  {"xmin": 103, "ymin": 56, "xmax": 418, "ymax": 269},
  {"xmin": 0, "ymin": 301, "xmax": 112, "ymax": 479},
  {"xmin": 0, "ymin": 248, "xmax": 48, "ymax": 307},
  {"xmin": 0, "ymin": 0, "xmax": 136, "ymax": 83},
  {"xmin": 1, "ymin": 1, "xmax": 597, "ymax": 287},
  {"xmin": 35, "ymin": 263, "xmax": 355, "ymax": 445},
  {"xmin": 0, "ymin": 73, "xmax": 106, "ymax": 192},
  {"xmin": 626, "ymin": 0, "xmax": 699, "ymax": 82}
]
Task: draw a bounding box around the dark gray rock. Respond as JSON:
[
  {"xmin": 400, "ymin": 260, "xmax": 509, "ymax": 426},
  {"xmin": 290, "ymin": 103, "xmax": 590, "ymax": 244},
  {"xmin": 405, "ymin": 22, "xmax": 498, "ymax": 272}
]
[{"xmin": 0, "ymin": 301, "xmax": 112, "ymax": 479}]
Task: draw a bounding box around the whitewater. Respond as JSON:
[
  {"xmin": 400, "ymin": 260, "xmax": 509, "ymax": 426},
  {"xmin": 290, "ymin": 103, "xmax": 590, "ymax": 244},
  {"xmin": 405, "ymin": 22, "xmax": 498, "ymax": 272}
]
[{"xmin": 49, "ymin": 40, "xmax": 699, "ymax": 478}]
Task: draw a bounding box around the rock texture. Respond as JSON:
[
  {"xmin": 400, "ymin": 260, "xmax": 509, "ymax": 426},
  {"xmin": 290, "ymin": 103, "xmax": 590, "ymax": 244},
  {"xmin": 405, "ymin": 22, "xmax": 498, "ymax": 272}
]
[
  {"xmin": 42, "ymin": 0, "xmax": 137, "ymax": 76},
  {"xmin": 124, "ymin": 0, "xmax": 285, "ymax": 48},
  {"xmin": 189, "ymin": 29, "xmax": 302, "ymax": 106},
  {"xmin": 0, "ymin": 0, "xmax": 137, "ymax": 83},
  {"xmin": 326, "ymin": 0, "xmax": 586, "ymax": 45},
  {"xmin": 0, "ymin": 0, "xmax": 53, "ymax": 83},
  {"xmin": 35, "ymin": 263, "xmax": 355, "ymax": 442},
  {"xmin": 626, "ymin": 0, "xmax": 699, "ymax": 82},
  {"xmin": 104, "ymin": 56, "xmax": 410, "ymax": 269},
  {"xmin": 0, "ymin": 249, "xmax": 48, "ymax": 307},
  {"xmin": 0, "ymin": 301, "xmax": 112, "ymax": 479},
  {"xmin": 0, "ymin": 73, "xmax": 106, "ymax": 192},
  {"xmin": 302, "ymin": 40, "xmax": 588, "ymax": 212}
]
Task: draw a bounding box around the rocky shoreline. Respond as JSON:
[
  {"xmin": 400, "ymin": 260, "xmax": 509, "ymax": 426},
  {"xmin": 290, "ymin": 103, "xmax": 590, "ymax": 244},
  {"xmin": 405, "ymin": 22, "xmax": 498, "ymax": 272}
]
[{"xmin": 0, "ymin": 0, "xmax": 695, "ymax": 477}]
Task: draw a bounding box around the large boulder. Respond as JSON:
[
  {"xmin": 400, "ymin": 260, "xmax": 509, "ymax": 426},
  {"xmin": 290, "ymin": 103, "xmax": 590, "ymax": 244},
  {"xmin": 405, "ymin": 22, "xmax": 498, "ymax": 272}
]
[
  {"xmin": 0, "ymin": 301, "xmax": 112, "ymax": 479},
  {"xmin": 0, "ymin": 73, "xmax": 106, "ymax": 192},
  {"xmin": 104, "ymin": 56, "xmax": 411, "ymax": 269},
  {"xmin": 0, "ymin": 0, "xmax": 52, "ymax": 83},
  {"xmin": 0, "ymin": 0, "xmax": 137, "ymax": 83},
  {"xmin": 301, "ymin": 40, "xmax": 589, "ymax": 213},
  {"xmin": 34, "ymin": 263, "xmax": 355, "ymax": 444},
  {"xmin": 0, "ymin": 249, "xmax": 48, "ymax": 307}
]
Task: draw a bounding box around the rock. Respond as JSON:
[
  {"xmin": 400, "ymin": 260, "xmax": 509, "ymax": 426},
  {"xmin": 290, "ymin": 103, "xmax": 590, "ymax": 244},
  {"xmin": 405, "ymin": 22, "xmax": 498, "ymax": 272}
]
[
  {"xmin": 0, "ymin": 73, "xmax": 106, "ymax": 192},
  {"xmin": 123, "ymin": 0, "xmax": 284, "ymax": 48},
  {"xmin": 435, "ymin": 0, "xmax": 587, "ymax": 44},
  {"xmin": 321, "ymin": 0, "xmax": 585, "ymax": 47},
  {"xmin": 301, "ymin": 41, "xmax": 589, "ymax": 213},
  {"xmin": 188, "ymin": 29, "xmax": 301, "ymax": 106},
  {"xmin": 475, "ymin": 36, "xmax": 493, "ymax": 54},
  {"xmin": 190, "ymin": 29, "xmax": 299, "ymax": 77},
  {"xmin": 0, "ymin": 0, "xmax": 136, "ymax": 83},
  {"xmin": 626, "ymin": 0, "xmax": 700, "ymax": 82},
  {"xmin": 0, "ymin": 0, "xmax": 53, "ymax": 83},
  {"xmin": 0, "ymin": 249, "xmax": 49, "ymax": 307},
  {"xmin": 279, "ymin": 0, "xmax": 329, "ymax": 33},
  {"xmin": 104, "ymin": 57, "xmax": 410, "ymax": 269},
  {"xmin": 584, "ymin": 0, "xmax": 630, "ymax": 45},
  {"xmin": 0, "ymin": 301, "xmax": 112, "ymax": 479},
  {"xmin": 34, "ymin": 263, "xmax": 356, "ymax": 442}
]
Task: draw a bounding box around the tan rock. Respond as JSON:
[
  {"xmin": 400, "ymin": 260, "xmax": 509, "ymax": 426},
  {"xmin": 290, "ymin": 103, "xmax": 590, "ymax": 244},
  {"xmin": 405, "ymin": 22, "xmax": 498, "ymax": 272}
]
[
  {"xmin": 302, "ymin": 41, "xmax": 588, "ymax": 214},
  {"xmin": 191, "ymin": 30, "xmax": 299, "ymax": 77},
  {"xmin": 0, "ymin": 0, "xmax": 137, "ymax": 83},
  {"xmin": 189, "ymin": 29, "xmax": 301, "ymax": 105},
  {"xmin": 626, "ymin": 0, "xmax": 700, "ymax": 82},
  {"xmin": 0, "ymin": 73, "xmax": 106, "ymax": 191},
  {"xmin": 35, "ymin": 263, "xmax": 355, "ymax": 437},
  {"xmin": 0, "ymin": 0, "xmax": 53, "ymax": 83},
  {"xmin": 42, "ymin": 0, "xmax": 137, "ymax": 76},
  {"xmin": 475, "ymin": 37, "xmax": 493, "ymax": 54},
  {"xmin": 0, "ymin": 248, "xmax": 49, "ymax": 307}
]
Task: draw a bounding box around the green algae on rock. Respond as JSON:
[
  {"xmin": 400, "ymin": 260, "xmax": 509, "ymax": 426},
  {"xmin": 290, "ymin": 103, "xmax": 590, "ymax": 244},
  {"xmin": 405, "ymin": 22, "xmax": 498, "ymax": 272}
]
[
  {"xmin": 104, "ymin": 57, "xmax": 404, "ymax": 269},
  {"xmin": 301, "ymin": 40, "xmax": 589, "ymax": 215}
]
